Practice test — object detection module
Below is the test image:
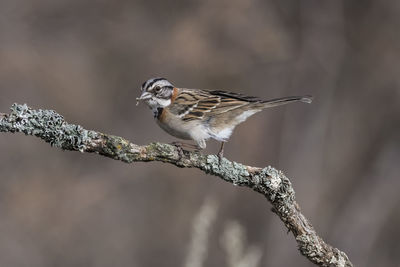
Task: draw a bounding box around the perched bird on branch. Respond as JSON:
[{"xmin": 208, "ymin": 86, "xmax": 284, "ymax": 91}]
[{"xmin": 137, "ymin": 77, "xmax": 312, "ymax": 158}]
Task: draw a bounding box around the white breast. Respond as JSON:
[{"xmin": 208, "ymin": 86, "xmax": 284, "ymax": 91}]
[
  {"xmin": 156, "ymin": 114, "xmax": 211, "ymax": 142},
  {"xmin": 155, "ymin": 108, "xmax": 259, "ymax": 148}
]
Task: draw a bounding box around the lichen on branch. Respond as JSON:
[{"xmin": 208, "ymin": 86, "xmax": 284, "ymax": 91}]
[
  {"xmin": 0, "ymin": 103, "xmax": 352, "ymax": 267},
  {"xmin": 0, "ymin": 103, "xmax": 93, "ymax": 151}
]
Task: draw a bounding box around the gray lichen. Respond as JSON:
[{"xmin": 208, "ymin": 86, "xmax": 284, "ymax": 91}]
[
  {"xmin": 264, "ymin": 166, "xmax": 283, "ymax": 190},
  {"xmin": 0, "ymin": 103, "xmax": 353, "ymax": 267},
  {"xmin": 0, "ymin": 103, "xmax": 91, "ymax": 151},
  {"xmin": 204, "ymin": 155, "xmax": 250, "ymax": 185},
  {"xmin": 296, "ymin": 233, "xmax": 351, "ymax": 267}
]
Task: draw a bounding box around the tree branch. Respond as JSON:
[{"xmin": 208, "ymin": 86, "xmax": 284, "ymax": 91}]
[{"xmin": 0, "ymin": 103, "xmax": 352, "ymax": 267}]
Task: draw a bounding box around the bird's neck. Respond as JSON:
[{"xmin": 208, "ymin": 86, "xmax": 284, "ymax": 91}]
[{"xmin": 153, "ymin": 107, "xmax": 164, "ymax": 119}]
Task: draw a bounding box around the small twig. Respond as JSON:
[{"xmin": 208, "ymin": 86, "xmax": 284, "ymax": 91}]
[{"xmin": 0, "ymin": 103, "xmax": 352, "ymax": 266}]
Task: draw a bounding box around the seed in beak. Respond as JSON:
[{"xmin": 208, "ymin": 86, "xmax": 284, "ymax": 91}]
[{"xmin": 136, "ymin": 92, "xmax": 152, "ymax": 106}]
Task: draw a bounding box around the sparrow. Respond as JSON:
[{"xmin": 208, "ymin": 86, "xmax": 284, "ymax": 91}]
[{"xmin": 136, "ymin": 77, "xmax": 312, "ymax": 158}]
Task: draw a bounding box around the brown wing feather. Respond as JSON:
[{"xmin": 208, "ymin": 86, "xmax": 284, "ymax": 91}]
[
  {"xmin": 208, "ymin": 90, "xmax": 261, "ymax": 102},
  {"xmin": 168, "ymin": 88, "xmax": 265, "ymax": 122},
  {"xmin": 167, "ymin": 88, "xmax": 311, "ymax": 141},
  {"xmin": 180, "ymin": 92, "xmax": 221, "ymax": 121},
  {"xmin": 173, "ymin": 89, "xmax": 255, "ymax": 121}
]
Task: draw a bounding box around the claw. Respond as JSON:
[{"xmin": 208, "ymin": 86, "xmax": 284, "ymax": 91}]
[{"xmin": 172, "ymin": 142, "xmax": 184, "ymax": 159}]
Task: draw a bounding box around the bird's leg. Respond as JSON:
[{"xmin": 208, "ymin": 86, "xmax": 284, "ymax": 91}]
[
  {"xmin": 171, "ymin": 141, "xmax": 185, "ymax": 159},
  {"xmin": 170, "ymin": 141, "xmax": 202, "ymax": 159},
  {"xmin": 218, "ymin": 142, "xmax": 225, "ymax": 161},
  {"xmin": 171, "ymin": 141, "xmax": 200, "ymax": 150}
]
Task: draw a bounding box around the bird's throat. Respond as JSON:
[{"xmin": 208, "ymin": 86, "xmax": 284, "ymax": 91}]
[{"xmin": 153, "ymin": 107, "xmax": 164, "ymax": 119}]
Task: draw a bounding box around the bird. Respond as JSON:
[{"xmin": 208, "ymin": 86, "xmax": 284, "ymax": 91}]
[{"xmin": 136, "ymin": 77, "xmax": 312, "ymax": 158}]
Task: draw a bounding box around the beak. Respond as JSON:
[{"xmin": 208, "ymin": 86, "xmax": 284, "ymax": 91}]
[{"xmin": 136, "ymin": 91, "xmax": 152, "ymax": 106}]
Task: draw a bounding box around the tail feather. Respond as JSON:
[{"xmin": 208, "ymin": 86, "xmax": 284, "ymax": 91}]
[{"xmin": 261, "ymin": 95, "xmax": 313, "ymax": 108}]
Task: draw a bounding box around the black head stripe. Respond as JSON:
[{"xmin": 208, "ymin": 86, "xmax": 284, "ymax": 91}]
[
  {"xmin": 141, "ymin": 81, "xmax": 147, "ymax": 91},
  {"xmin": 146, "ymin": 77, "xmax": 167, "ymax": 91}
]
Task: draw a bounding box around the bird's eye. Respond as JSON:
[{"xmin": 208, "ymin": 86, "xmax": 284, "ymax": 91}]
[{"xmin": 154, "ymin": 86, "xmax": 162, "ymax": 93}]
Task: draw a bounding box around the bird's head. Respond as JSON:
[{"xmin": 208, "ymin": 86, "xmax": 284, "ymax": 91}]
[{"xmin": 136, "ymin": 77, "xmax": 175, "ymax": 110}]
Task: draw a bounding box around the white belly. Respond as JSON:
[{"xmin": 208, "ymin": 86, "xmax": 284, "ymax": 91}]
[{"xmin": 156, "ymin": 117, "xmax": 211, "ymax": 142}]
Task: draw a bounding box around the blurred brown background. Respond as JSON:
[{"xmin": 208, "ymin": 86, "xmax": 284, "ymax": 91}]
[{"xmin": 0, "ymin": 0, "xmax": 399, "ymax": 266}]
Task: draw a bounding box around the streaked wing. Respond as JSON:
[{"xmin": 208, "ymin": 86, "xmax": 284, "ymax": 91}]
[
  {"xmin": 208, "ymin": 90, "xmax": 261, "ymax": 103},
  {"xmin": 168, "ymin": 89, "xmax": 211, "ymax": 120},
  {"xmin": 169, "ymin": 89, "xmax": 258, "ymax": 122}
]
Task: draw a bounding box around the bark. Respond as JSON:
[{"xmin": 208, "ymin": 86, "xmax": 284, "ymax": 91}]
[{"xmin": 0, "ymin": 103, "xmax": 352, "ymax": 267}]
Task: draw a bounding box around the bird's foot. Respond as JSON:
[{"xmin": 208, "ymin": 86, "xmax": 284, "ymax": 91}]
[
  {"xmin": 170, "ymin": 141, "xmax": 201, "ymax": 159},
  {"xmin": 218, "ymin": 151, "xmax": 224, "ymax": 162},
  {"xmin": 171, "ymin": 141, "xmax": 200, "ymax": 150},
  {"xmin": 217, "ymin": 142, "xmax": 225, "ymax": 163},
  {"xmin": 171, "ymin": 141, "xmax": 185, "ymax": 159}
]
